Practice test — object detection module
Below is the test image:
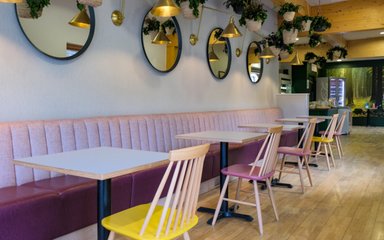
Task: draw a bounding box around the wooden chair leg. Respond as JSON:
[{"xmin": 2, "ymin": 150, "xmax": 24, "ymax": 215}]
[
  {"xmin": 253, "ymin": 181, "xmax": 263, "ymax": 235},
  {"xmin": 297, "ymin": 156, "xmax": 305, "ymax": 193},
  {"xmin": 212, "ymin": 176, "xmax": 230, "ymax": 226},
  {"xmin": 183, "ymin": 232, "xmax": 191, "ymax": 240},
  {"xmin": 265, "ymin": 178, "xmax": 279, "ymax": 221},
  {"xmin": 278, "ymin": 154, "xmax": 286, "ymax": 180},
  {"xmin": 337, "ymin": 136, "xmax": 344, "ymax": 157},
  {"xmin": 335, "ymin": 136, "xmax": 342, "ymax": 159},
  {"xmin": 233, "ymin": 177, "xmax": 243, "ymax": 211},
  {"xmin": 303, "ymin": 156, "xmax": 313, "ymax": 186},
  {"xmin": 328, "ymin": 143, "xmax": 336, "ymax": 167},
  {"xmin": 323, "ymin": 143, "xmax": 331, "ymax": 170},
  {"xmin": 107, "ymin": 231, "xmax": 115, "ymax": 240}
]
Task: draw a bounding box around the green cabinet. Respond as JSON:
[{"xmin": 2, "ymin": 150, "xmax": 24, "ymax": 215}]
[{"xmin": 292, "ymin": 63, "xmax": 318, "ymax": 101}]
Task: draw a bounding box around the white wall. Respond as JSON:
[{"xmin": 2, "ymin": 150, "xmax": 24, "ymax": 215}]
[{"xmin": 0, "ymin": 0, "xmax": 279, "ymax": 122}]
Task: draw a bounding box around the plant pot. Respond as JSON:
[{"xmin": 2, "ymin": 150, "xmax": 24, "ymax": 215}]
[
  {"xmin": 282, "ymin": 29, "xmax": 298, "ymax": 44},
  {"xmin": 180, "ymin": 2, "xmax": 202, "ymax": 19},
  {"xmin": 231, "ymin": 4, "xmax": 243, "ymax": 14},
  {"xmin": 279, "ymin": 50, "xmax": 290, "ymax": 60},
  {"xmin": 307, "ymin": 58, "xmax": 316, "ymax": 63},
  {"xmin": 283, "ymin": 11, "xmax": 295, "ymax": 21},
  {"xmin": 333, "ymin": 50, "xmax": 342, "ymax": 59},
  {"xmin": 17, "ymin": 0, "xmax": 42, "ymax": 18},
  {"xmin": 301, "ymin": 20, "xmax": 312, "ymax": 32},
  {"xmin": 165, "ymin": 27, "xmax": 174, "ymax": 35},
  {"xmin": 245, "ymin": 19, "xmax": 262, "ymax": 32},
  {"xmin": 78, "ymin": 0, "xmax": 102, "ymax": 7},
  {"xmin": 270, "ymin": 46, "xmax": 281, "ymax": 57}
]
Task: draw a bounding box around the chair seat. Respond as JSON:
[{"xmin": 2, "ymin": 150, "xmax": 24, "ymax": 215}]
[
  {"xmin": 312, "ymin": 136, "xmax": 333, "ymax": 143},
  {"xmin": 319, "ymin": 130, "xmax": 342, "ymax": 136},
  {"xmin": 277, "ymin": 146, "xmax": 311, "ymax": 157},
  {"xmin": 221, "ymin": 164, "xmax": 273, "ymax": 181},
  {"xmin": 102, "ymin": 203, "xmax": 198, "ymax": 240}
]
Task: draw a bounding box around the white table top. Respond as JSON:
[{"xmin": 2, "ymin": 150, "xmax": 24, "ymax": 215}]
[
  {"xmin": 13, "ymin": 147, "xmax": 169, "ymax": 180},
  {"xmin": 275, "ymin": 118, "xmax": 325, "ymax": 124},
  {"xmin": 297, "ymin": 115, "xmax": 333, "ymax": 120},
  {"xmin": 176, "ymin": 131, "xmax": 266, "ymax": 144},
  {"xmin": 238, "ymin": 123, "xmax": 304, "ymax": 131}
]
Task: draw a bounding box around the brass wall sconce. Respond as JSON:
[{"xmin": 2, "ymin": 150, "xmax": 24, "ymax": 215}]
[
  {"xmin": 151, "ymin": 0, "xmax": 180, "ymax": 17},
  {"xmin": 152, "ymin": 27, "xmax": 171, "ymax": 44},
  {"xmin": 259, "ymin": 43, "xmax": 275, "ymax": 64},
  {"xmin": 235, "ymin": 31, "xmax": 247, "ymax": 57},
  {"xmin": 69, "ymin": 5, "xmax": 91, "ymax": 29},
  {"xmin": 221, "ymin": 16, "xmax": 242, "ymax": 38},
  {"xmin": 189, "ymin": 6, "xmax": 204, "ymax": 46},
  {"xmin": 111, "ymin": 0, "xmax": 125, "ymax": 26}
]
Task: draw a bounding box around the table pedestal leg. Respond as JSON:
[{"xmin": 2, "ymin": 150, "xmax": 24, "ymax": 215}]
[{"xmin": 97, "ymin": 179, "xmax": 111, "ymax": 240}]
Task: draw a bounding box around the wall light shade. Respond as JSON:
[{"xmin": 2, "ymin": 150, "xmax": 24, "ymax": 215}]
[
  {"xmin": 151, "ymin": 0, "xmax": 180, "ymax": 17},
  {"xmin": 221, "ymin": 16, "xmax": 242, "ymax": 38},
  {"xmin": 259, "ymin": 45, "xmax": 275, "ymax": 59},
  {"xmin": 69, "ymin": 9, "xmax": 90, "ymax": 28},
  {"xmin": 1, "ymin": 0, "xmax": 22, "ymax": 3},
  {"xmin": 208, "ymin": 49, "xmax": 219, "ymax": 62},
  {"xmin": 152, "ymin": 28, "xmax": 171, "ymax": 44},
  {"xmin": 291, "ymin": 51, "xmax": 303, "ymax": 65}
]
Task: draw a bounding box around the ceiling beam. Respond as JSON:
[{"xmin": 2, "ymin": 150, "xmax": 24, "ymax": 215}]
[{"xmin": 309, "ymin": 0, "xmax": 384, "ymax": 34}]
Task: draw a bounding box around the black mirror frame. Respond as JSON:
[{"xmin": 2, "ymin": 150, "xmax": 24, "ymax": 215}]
[
  {"xmin": 15, "ymin": 4, "xmax": 96, "ymax": 60},
  {"xmin": 141, "ymin": 9, "xmax": 182, "ymax": 73},
  {"xmin": 246, "ymin": 41, "xmax": 264, "ymax": 84},
  {"xmin": 206, "ymin": 27, "xmax": 232, "ymax": 80}
]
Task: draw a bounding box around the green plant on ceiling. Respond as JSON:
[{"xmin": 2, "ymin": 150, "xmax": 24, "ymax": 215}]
[
  {"xmin": 161, "ymin": 19, "xmax": 176, "ymax": 35},
  {"xmin": 315, "ymin": 56, "xmax": 327, "ymax": 68},
  {"xmin": 142, "ymin": 17, "xmax": 160, "ymax": 35},
  {"xmin": 279, "ymin": 18, "xmax": 303, "ymax": 44},
  {"xmin": 309, "ymin": 33, "xmax": 322, "ymax": 48},
  {"xmin": 311, "ymin": 15, "xmax": 332, "ymax": 32},
  {"xmin": 304, "ymin": 52, "xmax": 318, "ymax": 63},
  {"xmin": 76, "ymin": 1, "xmax": 85, "ymax": 11},
  {"xmin": 21, "ymin": 0, "xmax": 51, "ymax": 19},
  {"xmin": 278, "ymin": 2, "xmax": 300, "ymax": 21},
  {"xmin": 175, "ymin": 0, "xmax": 206, "ymax": 18},
  {"xmin": 263, "ymin": 32, "xmax": 284, "ymax": 57},
  {"xmin": 239, "ymin": 0, "xmax": 268, "ymax": 32},
  {"xmin": 326, "ymin": 46, "xmax": 348, "ymax": 60},
  {"xmin": 223, "ymin": 0, "xmax": 246, "ymax": 15},
  {"xmin": 279, "ymin": 43, "xmax": 294, "ymax": 60},
  {"xmin": 295, "ymin": 15, "xmax": 313, "ymax": 32}
]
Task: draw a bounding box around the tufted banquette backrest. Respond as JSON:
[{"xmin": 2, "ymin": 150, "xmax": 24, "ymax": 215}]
[{"xmin": 0, "ymin": 108, "xmax": 282, "ymax": 188}]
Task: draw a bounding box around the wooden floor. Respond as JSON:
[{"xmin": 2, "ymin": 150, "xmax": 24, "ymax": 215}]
[{"xmin": 186, "ymin": 126, "xmax": 384, "ymax": 240}]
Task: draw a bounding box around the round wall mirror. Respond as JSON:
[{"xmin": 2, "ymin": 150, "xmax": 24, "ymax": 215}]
[
  {"xmin": 15, "ymin": 0, "xmax": 95, "ymax": 60},
  {"xmin": 141, "ymin": 10, "xmax": 182, "ymax": 73},
  {"xmin": 206, "ymin": 28, "xmax": 231, "ymax": 79},
  {"xmin": 246, "ymin": 41, "xmax": 264, "ymax": 84}
]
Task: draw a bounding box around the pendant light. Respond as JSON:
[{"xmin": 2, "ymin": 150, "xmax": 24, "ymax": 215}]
[
  {"xmin": 151, "ymin": 0, "xmax": 180, "ymax": 17},
  {"xmin": 291, "ymin": 51, "xmax": 303, "ymax": 65},
  {"xmin": 221, "ymin": 16, "xmax": 242, "ymax": 38},
  {"xmin": 208, "ymin": 47, "xmax": 219, "ymax": 62},
  {"xmin": 69, "ymin": 8, "xmax": 91, "ymax": 28},
  {"xmin": 152, "ymin": 28, "xmax": 171, "ymax": 44}
]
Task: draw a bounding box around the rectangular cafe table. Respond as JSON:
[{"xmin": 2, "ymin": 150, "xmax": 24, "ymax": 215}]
[
  {"xmin": 297, "ymin": 115, "xmax": 333, "ymax": 120},
  {"xmin": 176, "ymin": 131, "xmax": 267, "ymax": 224},
  {"xmin": 13, "ymin": 147, "xmax": 169, "ymax": 240},
  {"xmin": 238, "ymin": 123, "xmax": 304, "ymax": 132}
]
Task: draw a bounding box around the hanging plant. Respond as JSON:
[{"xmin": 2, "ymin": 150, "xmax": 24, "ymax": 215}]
[
  {"xmin": 223, "ymin": 0, "xmax": 246, "ymax": 14},
  {"xmin": 142, "ymin": 17, "xmax": 160, "ymax": 35},
  {"xmin": 161, "ymin": 20, "xmax": 176, "ymax": 35},
  {"xmin": 296, "ymin": 15, "xmax": 313, "ymax": 32},
  {"xmin": 279, "ymin": 43, "xmax": 294, "ymax": 60},
  {"xmin": 309, "ymin": 33, "xmax": 322, "ymax": 48},
  {"xmin": 278, "ymin": 2, "xmax": 300, "ymax": 21},
  {"xmin": 279, "ymin": 19, "xmax": 303, "ymax": 44},
  {"xmin": 311, "ymin": 16, "xmax": 332, "ymax": 32},
  {"xmin": 315, "ymin": 56, "xmax": 327, "ymax": 68},
  {"xmin": 304, "ymin": 52, "xmax": 318, "ymax": 63},
  {"xmin": 175, "ymin": 0, "xmax": 206, "ymax": 18},
  {"xmin": 239, "ymin": 1, "xmax": 268, "ymax": 32},
  {"xmin": 18, "ymin": 0, "xmax": 50, "ymax": 19},
  {"xmin": 326, "ymin": 46, "xmax": 348, "ymax": 60},
  {"xmin": 264, "ymin": 32, "xmax": 284, "ymax": 56},
  {"xmin": 78, "ymin": 0, "xmax": 102, "ymax": 8}
]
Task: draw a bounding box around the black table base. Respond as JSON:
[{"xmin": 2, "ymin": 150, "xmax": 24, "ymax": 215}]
[{"xmin": 97, "ymin": 179, "xmax": 111, "ymax": 240}]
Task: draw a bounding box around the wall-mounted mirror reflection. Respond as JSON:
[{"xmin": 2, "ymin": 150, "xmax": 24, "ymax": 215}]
[
  {"xmin": 246, "ymin": 41, "xmax": 264, "ymax": 84},
  {"xmin": 15, "ymin": 0, "xmax": 95, "ymax": 60},
  {"xmin": 141, "ymin": 10, "xmax": 182, "ymax": 73},
  {"xmin": 206, "ymin": 28, "xmax": 231, "ymax": 80}
]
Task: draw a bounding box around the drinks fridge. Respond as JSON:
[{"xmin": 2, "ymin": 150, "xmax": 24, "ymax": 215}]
[{"xmin": 316, "ymin": 77, "xmax": 346, "ymax": 107}]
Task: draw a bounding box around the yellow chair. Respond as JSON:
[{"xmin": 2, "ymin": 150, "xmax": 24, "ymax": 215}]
[
  {"xmin": 312, "ymin": 114, "xmax": 339, "ymax": 170},
  {"xmin": 102, "ymin": 144, "xmax": 210, "ymax": 240}
]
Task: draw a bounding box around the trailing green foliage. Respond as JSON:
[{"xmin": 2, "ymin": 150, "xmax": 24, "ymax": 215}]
[
  {"xmin": 304, "ymin": 52, "xmax": 318, "ymax": 61},
  {"xmin": 239, "ymin": 2, "xmax": 267, "ymax": 26},
  {"xmin": 142, "ymin": 17, "xmax": 160, "ymax": 35},
  {"xmin": 326, "ymin": 46, "xmax": 348, "ymax": 60},
  {"xmin": 278, "ymin": 2, "xmax": 300, "ymax": 16},
  {"xmin": 279, "ymin": 19, "xmax": 303, "ymax": 32},
  {"xmin": 315, "ymin": 56, "xmax": 327, "ymax": 68},
  {"xmin": 264, "ymin": 32, "xmax": 284, "ymax": 48},
  {"xmin": 296, "ymin": 15, "xmax": 312, "ymax": 22},
  {"xmin": 311, "ymin": 16, "xmax": 332, "ymax": 32},
  {"xmin": 281, "ymin": 43, "xmax": 294, "ymax": 54},
  {"xmin": 175, "ymin": 0, "xmax": 206, "ymax": 17},
  {"xmin": 309, "ymin": 33, "xmax": 322, "ymax": 48},
  {"xmin": 223, "ymin": 0, "xmax": 246, "ymax": 14},
  {"xmin": 161, "ymin": 20, "xmax": 176, "ymax": 35},
  {"xmin": 26, "ymin": 0, "xmax": 50, "ymax": 19}
]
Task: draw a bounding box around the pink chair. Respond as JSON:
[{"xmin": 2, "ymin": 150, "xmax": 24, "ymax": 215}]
[
  {"xmin": 276, "ymin": 118, "xmax": 317, "ymax": 193},
  {"xmin": 211, "ymin": 126, "xmax": 283, "ymax": 235}
]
